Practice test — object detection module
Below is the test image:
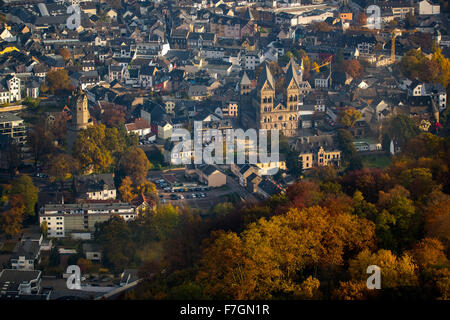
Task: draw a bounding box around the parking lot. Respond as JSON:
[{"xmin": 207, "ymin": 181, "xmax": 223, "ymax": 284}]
[{"xmin": 147, "ymin": 169, "xmax": 257, "ymax": 210}]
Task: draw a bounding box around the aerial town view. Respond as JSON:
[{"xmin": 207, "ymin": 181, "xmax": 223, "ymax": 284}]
[{"xmin": 0, "ymin": 0, "xmax": 449, "ymax": 311}]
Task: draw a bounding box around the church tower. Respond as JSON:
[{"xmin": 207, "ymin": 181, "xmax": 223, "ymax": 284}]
[
  {"xmin": 254, "ymin": 60, "xmax": 300, "ymax": 136},
  {"xmin": 285, "ymin": 58, "xmax": 300, "ymax": 113},
  {"xmin": 72, "ymin": 90, "xmax": 92, "ymax": 130},
  {"xmin": 254, "ymin": 62, "xmax": 275, "ymax": 131}
]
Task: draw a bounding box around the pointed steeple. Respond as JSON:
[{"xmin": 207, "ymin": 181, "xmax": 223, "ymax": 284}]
[
  {"xmin": 240, "ymin": 71, "xmax": 251, "ymax": 86},
  {"xmin": 257, "ymin": 62, "xmax": 274, "ymax": 91},
  {"xmin": 285, "ymin": 58, "xmax": 300, "ymax": 88}
]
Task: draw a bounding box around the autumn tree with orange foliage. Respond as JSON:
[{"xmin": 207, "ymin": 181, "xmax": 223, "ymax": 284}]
[
  {"xmin": 342, "ymin": 60, "xmax": 364, "ymax": 78},
  {"xmin": 197, "ymin": 206, "xmax": 375, "ymax": 299},
  {"xmin": 0, "ymin": 194, "xmax": 25, "ymax": 237}
]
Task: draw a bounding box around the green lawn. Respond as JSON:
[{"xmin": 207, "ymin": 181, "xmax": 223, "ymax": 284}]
[{"xmin": 361, "ymin": 154, "xmax": 392, "ymax": 169}]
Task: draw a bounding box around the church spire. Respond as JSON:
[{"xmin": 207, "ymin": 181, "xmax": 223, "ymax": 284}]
[{"xmin": 257, "ymin": 62, "xmax": 275, "ymax": 91}]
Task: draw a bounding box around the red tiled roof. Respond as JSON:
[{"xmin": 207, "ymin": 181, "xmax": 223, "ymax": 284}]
[{"xmin": 125, "ymin": 118, "xmax": 150, "ymax": 131}]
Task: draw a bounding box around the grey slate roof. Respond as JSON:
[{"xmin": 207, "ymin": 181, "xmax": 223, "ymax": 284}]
[{"xmin": 257, "ymin": 62, "xmax": 274, "ymax": 91}]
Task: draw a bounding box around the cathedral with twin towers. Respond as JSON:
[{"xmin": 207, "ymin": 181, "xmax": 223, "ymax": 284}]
[{"xmin": 240, "ymin": 58, "xmax": 310, "ymax": 137}]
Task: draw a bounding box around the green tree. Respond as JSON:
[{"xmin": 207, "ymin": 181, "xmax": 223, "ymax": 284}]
[
  {"xmin": 11, "ymin": 175, "xmax": 38, "ymax": 216},
  {"xmin": 377, "ymin": 185, "xmax": 420, "ymax": 251},
  {"xmin": 94, "ymin": 215, "xmax": 136, "ymax": 272},
  {"xmin": 385, "ymin": 115, "xmax": 420, "ymax": 149}
]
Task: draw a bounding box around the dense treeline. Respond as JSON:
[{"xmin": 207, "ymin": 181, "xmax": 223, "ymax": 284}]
[{"xmin": 95, "ymin": 132, "xmax": 450, "ymax": 300}]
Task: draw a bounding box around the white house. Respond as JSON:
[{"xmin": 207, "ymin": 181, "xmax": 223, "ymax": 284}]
[
  {"xmin": 157, "ymin": 121, "xmax": 173, "ymax": 140},
  {"xmin": 125, "ymin": 118, "xmax": 152, "ymax": 138},
  {"xmin": 418, "ymin": 0, "xmax": 440, "ymax": 15},
  {"xmin": 0, "ymin": 75, "xmax": 21, "ymax": 102}
]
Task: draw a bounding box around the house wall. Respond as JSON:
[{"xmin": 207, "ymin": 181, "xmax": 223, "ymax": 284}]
[
  {"xmin": 86, "ymin": 189, "xmax": 116, "ymax": 200},
  {"xmin": 207, "ymin": 171, "xmax": 226, "ymax": 187}
]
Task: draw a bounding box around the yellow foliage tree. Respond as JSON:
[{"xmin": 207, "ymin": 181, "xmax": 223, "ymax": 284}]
[
  {"xmin": 348, "ymin": 249, "xmax": 419, "ymax": 288},
  {"xmin": 119, "ymin": 176, "xmax": 136, "ymax": 202}
]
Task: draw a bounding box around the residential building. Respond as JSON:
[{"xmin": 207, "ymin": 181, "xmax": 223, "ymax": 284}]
[
  {"xmin": 196, "ymin": 164, "xmax": 227, "ymax": 187},
  {"xmin": 82, "ymin": 243, "xmax": 102, "ymax": 262},
  {"xmin": 39, "ymin": 203, "xmax": 136, "ymax": 238},
  {"xmin": 74, "ymin": 173, "xmax": 117, "ymax": 200},
  {"xmin": 0, "ymin": 113, "xmax": 26, "ymax": 147},
  {"xmin": 10, "ymin": 234, "xmax": 44, "ymax": 271},
  {"xmin": 0, "ymin": 270, "xmax": 43, "ymax": 299},
  {"xmin": 294, "ymin": 135, "xmax": 341, "ymax": 170}
]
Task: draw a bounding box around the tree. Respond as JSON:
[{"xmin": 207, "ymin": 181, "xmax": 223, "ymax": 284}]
[
  {"xmin": 399, "ymin": 167, "xmax": 435, "ymax": 200},
  {"xmin": 136, "ymin": 181, "xmax": 157, "ymax": 198},
  {"xmin": 3, "ymin": 138, "xmax": 20, "ymax": 177},
  {"xmin": 58, "ymin": 48, "xmax": 71, "ymax": 62},
  {"xmin": 0, "ymin": 194, "xmax": 25, "ymax": 237},
  {"xmin": 101, "ymin": 105, "xmax": 126, "ymax": 127},
  {"xmin": 28, "ymin": 123, "xmax": 56, "ymax": 168},
  {"xmin": 348, "ymin": 249, "xmax": 419, "ymax": 288},
  {"xmin": 424, "ymin": 191, "xmax": 450, "ymax": 251},
  {"xmin": 377, "ymin": 185, "xmax": 420, "ymax": 251},
  {"xmin": 197, "ymin": 206, "xmax": 375, "ymax": 299},
  {"xmin": 41, "ymin": 221, "xmax": 48, "ymax": 238},
  {"xmin": 335, "ymin": 48, "xmax": 344, "ymax": 70},
  {"xmin": 337, "ymin": 129, "xmax": 358, "ymax": 167},
  {"xmin": 72, "ymin": 124, "xmax": 112, "ymax": 173},
  {"xmin": 212, "ymin": 202, "xmax": 234, "ymax": 217},
  {"xmin": 338, "ymin": 108, "xmax": 362, "ymax": 128},
  {"xmin": 356, "ymin": 13, "xmax": 368, "ymax": 26},
  {"xmin": 405, "ymin": 12, "xmax": 417, "ymax": 28},
  {"xmin": 119, "ymin": 176, "xmax": 136, "ymax": 202},
  {"xmin": 77, "ymin": 257, "xmax": 93, "ymax": 274},
  {"xmin": 46, "ymin": 154, "xmax": 79, "ymax": 191},
  {"xmin": 120, "ymin": 147, "xmax": 152, "ymax": 186},
  {"xmin": 94, "ymin": 216, "xmax": 136, "ymax": 272},
  {"xmin": 385, "ymin": 114, "xmax": 420, "ymax": 149},
  {"xmin": 342, "ymin": 60, "xmax": 364, "ymax": 78},
  {"xmin": 408, "ymin": 238, "xmax": 448, "ymax": 271},
  {"xmin": 347, "ymin": 155, "xmax": 363, "ymax": 172},
  {"xmin": 46, "ymin": 69, "xmax": 72, "ymax": 94},
  {"xmin": 151, "ymin": 205, "xmax": 181, "ymax": 241},
  {"xmin": 333, "ymin": 280, "xmax": 371, "ymax": 300},
  {"xmin": 197, "ymin": 230, "xmax": 255, "ymax": 299},
  {"xmin": 10, "ymin": 175, "xmax": 38, "ymax": 216},
  {"xmin": 286, "ymin": 148, "xmax": 302, "ymax": 178}
]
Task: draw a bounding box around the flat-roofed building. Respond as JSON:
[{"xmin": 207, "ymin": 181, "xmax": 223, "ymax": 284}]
[
  {"xmin": 0, "ymin": 269, "xmax": 42, "ymax": 298},
  {"xmin": 0, "ymin": 113, "xmax": 27, "ymax": 147},
  {"xmin": 39, "ymin": 203, "xmax": 136, "ymax": 238}
]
